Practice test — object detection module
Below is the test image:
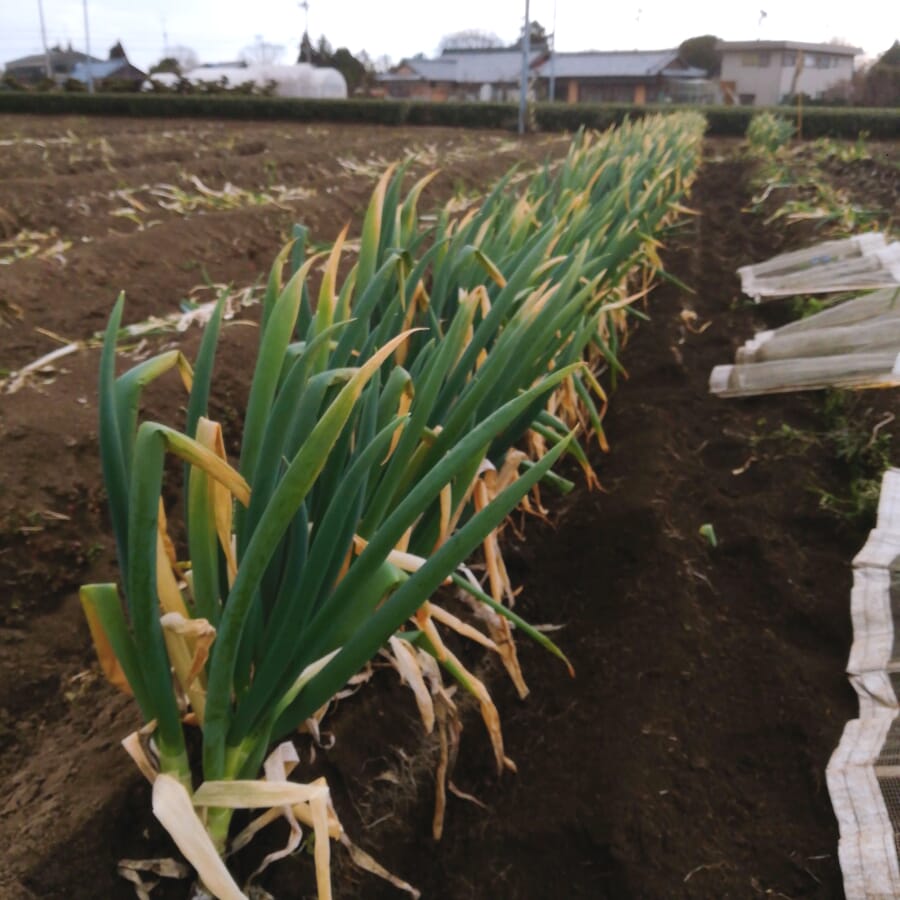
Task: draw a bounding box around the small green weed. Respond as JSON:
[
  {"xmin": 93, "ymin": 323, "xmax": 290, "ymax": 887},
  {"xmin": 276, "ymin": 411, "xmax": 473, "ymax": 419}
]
[
  {"xmin": 752, "ymin": 420, "xmax": 818, "ymax": 455},
  {"xmin": 751, "ymin": 392, "xmax": 893, "ymax": 528},
  {"xmin": 816, "ymin": 390, "xmax": 894, "ymax": 525},
  {"xmin": 789, "ymin": 296, "xmax": 829, "ymax": 320}
]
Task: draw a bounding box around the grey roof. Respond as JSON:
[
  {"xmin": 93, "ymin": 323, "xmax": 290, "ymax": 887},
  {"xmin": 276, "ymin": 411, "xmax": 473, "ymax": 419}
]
[
  {"xmin": 71, "ymin": 59, "xmax": 144, "ymax": 82},
  {"xmin": 403, "ymin": 59, "xmax": 460, "ymax": 81},
  {"xmin": 536, "ymin": 49, "xmax": 684, "ymax": 79},
  {"xmin": 397, "ymin": 50, "xmax": 544, "ymax": 84},
  {"xmin": 5, "ymin": 49, "xmax": 102, "ymax": 70},
  {"xmin": 716, "ymin": 40, "xmax": 862, "ymax": 56},
  {"xmin": 377, "ymin": 71, "xmax": 430, "ymax": 83},
  {"xmin": 381, "ymin": 48, "xmax": 707, "ymax": 86}
]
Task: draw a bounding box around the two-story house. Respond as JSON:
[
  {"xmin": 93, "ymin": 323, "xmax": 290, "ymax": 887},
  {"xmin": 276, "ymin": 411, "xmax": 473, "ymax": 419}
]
[{"xmin": 716, "ymin": 40, "xmax": 861, "ymax": 105}]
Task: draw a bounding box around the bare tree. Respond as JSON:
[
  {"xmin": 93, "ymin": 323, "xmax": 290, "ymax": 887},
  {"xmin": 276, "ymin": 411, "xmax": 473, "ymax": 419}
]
[
  {"xmin": 438, "ymin": 29, "xmax": 504, "ymax": 53},
  {"xmin": 240, "ymin": 36, "xmax": 285, "ymax": 66},
  {"xmin": 357, "ymin": 48, "xmax": 392, "ymax": 74},
  {"xmin": 167, "ymin": 45, "xmax": 199, "ymax": 73},
  {"xmin": 372, "ymin": 53, "xmax": 393, "ymax": 73}
]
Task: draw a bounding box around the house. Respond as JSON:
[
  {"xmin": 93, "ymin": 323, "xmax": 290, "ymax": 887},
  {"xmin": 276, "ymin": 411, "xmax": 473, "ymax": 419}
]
[
  {"xmin": 3, "ymin": 47, "xmax": 103, "ymax": 84},
  {"xmin": 537, "ymin": 50, "xmax": 707, "ymax": 104},
  {"xmin": 3, "ymin": 41, "xmax": 145, "ymax": 90},
  {"xmin": 378, "ymin": 49, "xmax": 545, "ymax": 102},
  {"xmin": 716, "ymin": 40, "xmax": 861, "ymax": 105},
  {"xmin": 70, "ymin": 58, "xmax": 147, "ymax": 90},
  {"xmin": 377, "ymin": 47, "xmax": 707, "ymax": 105}
]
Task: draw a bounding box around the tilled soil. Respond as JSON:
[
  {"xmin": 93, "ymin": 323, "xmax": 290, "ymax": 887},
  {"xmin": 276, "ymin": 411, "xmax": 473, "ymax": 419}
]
[{"xmin": 0, "ymin": 118, "xmax": 896, "ymax": 899}]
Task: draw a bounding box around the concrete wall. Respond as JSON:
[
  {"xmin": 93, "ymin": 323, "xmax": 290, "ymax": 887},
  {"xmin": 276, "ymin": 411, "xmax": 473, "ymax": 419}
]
[{"xmin": 790, "ymin": 54, "xmax": 855, "ymax": 100}]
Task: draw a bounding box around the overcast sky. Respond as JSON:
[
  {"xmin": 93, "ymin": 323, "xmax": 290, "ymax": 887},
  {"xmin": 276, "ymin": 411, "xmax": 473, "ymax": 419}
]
[{"xmin": 1, "ymin": 0, "xmax": 894, "ymax": 72}]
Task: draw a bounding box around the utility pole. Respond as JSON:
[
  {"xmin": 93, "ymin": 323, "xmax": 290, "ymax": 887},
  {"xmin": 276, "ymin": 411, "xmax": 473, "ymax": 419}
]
[
  {"xmin": 300, "ymin": 1, "xmax": 310, "ymax": 61},
  {"xmin": 518, "ymin": 0, "xmax": 530, "ymax": 135},
  {"xmin": 82, "ymin": 0, "xmax": 94, "ymax": 93},
  {"xmin": 37, "ymin": 0, "xmax": 52, "ymax": 79},
  {"xmin": 548, "ymin": 0, "xmax": 557, "ymax": 102}
]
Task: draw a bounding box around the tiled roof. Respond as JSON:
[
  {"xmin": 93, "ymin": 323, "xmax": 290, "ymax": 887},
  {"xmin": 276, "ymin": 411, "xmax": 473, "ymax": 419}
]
[
  {"xmin": 536, "ymin": 49, "xmax": 682, "ymax": 78},
  {"xmin": 70, "ymin": 59, "xmax": 142, "ymax": 81},
  {"xmin": 5, "ymin": 50, "xmax": 102, "ymax": 70},
  {"xmin": 716, "ymin": 40, "xmax": 862, "ymax": 56},
  {"xmin": 381, "ymin": 48, "xmax": 708, "ymax": 85},
  {"xmin": 400, "ymin": 50, "xmax": 544, "ymax": 84}
]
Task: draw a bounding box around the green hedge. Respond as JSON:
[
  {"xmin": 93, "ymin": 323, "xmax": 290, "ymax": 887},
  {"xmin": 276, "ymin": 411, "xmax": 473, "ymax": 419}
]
[
  {"xmin": 533, "ymin": 102, "xmax": 746, "ymax": 134},
  {"xmin": 535, "ymin": 102, "xmax": 900, "ymax": 138},
  {"xmin": 0, "ymin": 91, "xmax": 897, "ymax": 139}
]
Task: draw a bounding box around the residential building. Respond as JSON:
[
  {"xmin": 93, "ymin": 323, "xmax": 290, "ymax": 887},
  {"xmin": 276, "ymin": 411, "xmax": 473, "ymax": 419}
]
[
  {"xmin": 70, "ymin": 58, "xmax": 146, "ymax": 90},
  {"xmin": 539, "ymin": 50, "xmax": 707, "ymax": 104},
  {"xmin": 3, "ymin": 47, "xmax": 103, "ymax": 84},
  {"xmin": 378, "ymin": 49, "xmax": 544, "ymax": 102},
  {"xmin": 3, "ymin": 42, "xmax": 145, "ymax": 90},
  {"xmin": 378, "ymin": 47, "xmax": 707, "ymax": 105},
  {"xmin": 717, "ymin": 40, "xmax": 861, "ymax": 105}
]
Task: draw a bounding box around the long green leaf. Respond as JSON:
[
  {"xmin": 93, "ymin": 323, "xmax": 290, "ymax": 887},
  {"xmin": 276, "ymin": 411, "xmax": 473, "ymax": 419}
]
[
  {"xmin": 203, "ymin": 331, "xmax": 413, "ymax": 779},
  {"xmin": 276, "ymin": 430, "xmax": 575, "ymax": 733}
]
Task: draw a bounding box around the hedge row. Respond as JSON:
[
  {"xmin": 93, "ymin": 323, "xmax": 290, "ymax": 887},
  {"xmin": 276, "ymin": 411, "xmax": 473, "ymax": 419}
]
[
  {"xmin": 0, "ymin": 91, "xmax": 897, "ymax": 139},
  {"xmin": 536, "ymin": 102, "xmax": 900, "ymax": 139}
]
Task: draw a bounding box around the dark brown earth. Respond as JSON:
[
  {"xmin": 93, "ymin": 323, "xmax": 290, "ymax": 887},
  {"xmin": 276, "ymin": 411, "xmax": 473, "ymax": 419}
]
[{"xmin": 0, "ymin": 117, "xmax": 897, "ymax": 899}]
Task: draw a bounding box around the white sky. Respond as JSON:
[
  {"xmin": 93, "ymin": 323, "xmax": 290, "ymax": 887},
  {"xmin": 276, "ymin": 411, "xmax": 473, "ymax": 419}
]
[{"xmin": 1, "ymin": 1, "xmax": 894, "ymax": 72}]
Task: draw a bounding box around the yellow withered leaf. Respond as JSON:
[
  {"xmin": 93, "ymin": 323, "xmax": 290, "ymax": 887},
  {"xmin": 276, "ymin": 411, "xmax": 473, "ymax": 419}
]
[
  {"xmin": 310, "ymin": 788, "xmax": 333, "ymax": 900},
  {"xmin": 157, "ymin": 500, "xmax": 178, "ymax": 568},
  {"xmin": 161, "ymin": 612, "xmax": 215, "ymax": 724},
  {"xmin": 426, "ymin": 602, "xmax": 496, "ymax": 653},
  {"xmin": 387, "ymin": 385, "xmax": 413, "ymax": 459},
  {"xmin": 435, "ymin": 482, "xmax": 452, "ymax": 550},
  {"xmin": 163, "ymin": 428, "xmax": 250, "ymax": 508},
  {"xmin": 425, "ymin": 624, "xmax": 513, "ymax": 777},
  {"xmin": 395, "ymin": 525, "xmax": 413, "ymax": 554},
  {"xmin": 152, "ymin": 775, "xmax": 247, "ymax": 900},
  {"xmin": 474, "ymin": 479, "xmax": 514, "ymax": 607},
  {"xmin": 414, "ymin": 605, "xmax": 447, "ymax": 663},
  {"xmin": 233, "ymin": 743, "xmax": 308, "ymax": 883},
  {"xmin": 318, "ymin": 223, "xmax": 349, "ymax": 324},
  {"xmin": 122, "ymin": 721, "xmax": 160, "ymax": 784},
  {"xmin": 340, "ymin": 835, "xmax": 421, "ymax": 897},
  {"xmin": 195, "ymin": 418, "xmax": 239, "ymax": 585},
  {"xmin": 192, "ymin": 778, "xmax": 329, "ymax": 810},
  {"xmin": 79, "ymin": 586, "xmax": 132, "ymax": 696},
  {"xmin": 352, "ymin": 534, "xmax": 451, "ymax": 584},
  {"xmin": 156, "ymin": 501, "xmax": 190, "ymax": 619},
  {"xmin": 388, "ymin": 634, "xmax": 435, "ymax": 734}
]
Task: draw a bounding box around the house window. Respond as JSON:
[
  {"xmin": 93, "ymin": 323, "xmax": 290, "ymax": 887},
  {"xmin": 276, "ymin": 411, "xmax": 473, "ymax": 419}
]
[
  {"xmin": 806, "ymin": 53, "xmax": 833, "ymax": 69},
  {"xmin": 782, "ymin": 51, "xmax": 797, "ymax": 66},
  {"xmin": 739, "ymin": 92, "xmax": 756, "ymax": 105},
  {"xmin": 741, "ymin": 51, "xmax": 771, "ymax": 67}
]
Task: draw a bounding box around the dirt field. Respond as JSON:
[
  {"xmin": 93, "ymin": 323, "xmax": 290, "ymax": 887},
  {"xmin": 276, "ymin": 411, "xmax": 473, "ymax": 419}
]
[{"xmin": 0, "ymin": 116, "xmax": 897, "ymax": 899}]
